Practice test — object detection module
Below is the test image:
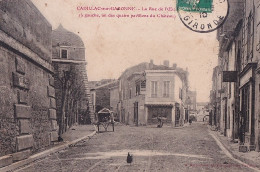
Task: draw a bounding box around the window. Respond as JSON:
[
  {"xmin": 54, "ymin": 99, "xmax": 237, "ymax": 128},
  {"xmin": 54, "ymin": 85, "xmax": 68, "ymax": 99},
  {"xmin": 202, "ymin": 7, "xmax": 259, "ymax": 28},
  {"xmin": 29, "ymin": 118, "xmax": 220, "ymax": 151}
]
[
  {"xmin": 91, "ymin": 93, "xmax": 95, "ymax": 105},
  {"xmin": 151, "ymin": 81, "xmax": 158, "ymax": 97},
  {"xmin": 123, "ymin": 89, "xmax": 125, "ymax": 100},
  {"xmin": 179, "ymin": 88, "xmax": 182, "ymax": 99},
  {"xmin": 163, "ymin": 81, "xmax": 170, "ymax": 97},
  {"xmin": 237, "ymin": 40, "xmax": 242, "ymax": 72},
  {"xmin": 227, "ymin": 107, "xmax": 230, "ymax": 129},
  {"xmin": 136, "ymin": 83, "xmax": 140, "ymax": 96},
  {"xmin": 141, "ymin": 80, "xmax": 146, "ymax": 91},
  {"xmin": 60, "ymin": 49, "xmax": 68, "ymax": 59},
  {"xmin": 242, "ymin": 85, "xmax": 250, "ymax": 132},
  {"xmin": 247, "ymin": 12, "xmax": 253, "ymax": 61},
  {"xmin": 119, "ymin": 80, "xmax": 122, "ymax": 91}
]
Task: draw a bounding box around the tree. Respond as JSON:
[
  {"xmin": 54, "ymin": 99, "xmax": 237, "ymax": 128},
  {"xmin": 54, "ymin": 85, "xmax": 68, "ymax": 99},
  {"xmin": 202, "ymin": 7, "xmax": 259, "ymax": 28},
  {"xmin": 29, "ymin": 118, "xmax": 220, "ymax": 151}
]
[{"xmin": 54, "ymin": 64, "xmax": 88, "ymax": 136}]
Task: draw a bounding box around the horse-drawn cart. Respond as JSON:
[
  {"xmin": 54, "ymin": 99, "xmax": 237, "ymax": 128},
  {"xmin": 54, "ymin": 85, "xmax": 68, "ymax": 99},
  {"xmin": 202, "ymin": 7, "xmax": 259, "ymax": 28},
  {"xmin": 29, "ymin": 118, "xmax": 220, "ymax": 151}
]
[{"xmin": 94, "ymin": 108, "xmax": 115, "ymax": 133}]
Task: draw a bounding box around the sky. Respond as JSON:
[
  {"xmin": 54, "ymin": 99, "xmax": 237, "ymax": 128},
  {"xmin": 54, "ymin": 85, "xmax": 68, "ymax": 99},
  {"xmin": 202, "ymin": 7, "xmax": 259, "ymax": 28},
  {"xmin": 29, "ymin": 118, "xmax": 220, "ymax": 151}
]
[{"xmin": 31, "ymin": 0, "xmax": 219, "ymax": 102}]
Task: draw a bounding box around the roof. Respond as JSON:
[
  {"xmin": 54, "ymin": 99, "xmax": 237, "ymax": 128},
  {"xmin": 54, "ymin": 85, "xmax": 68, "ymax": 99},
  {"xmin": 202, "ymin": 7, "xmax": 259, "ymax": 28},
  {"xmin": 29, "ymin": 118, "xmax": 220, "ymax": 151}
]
[
  {"xmin": 119, "ymin": 62, "xmax": 149, "ymax": 80},
  {"xmin": 145, "ymin": 104, "xmax": 174, "ymax": 107},
  {"xmin": 127, "ymin": 72, "xmax": 144, "ymax": 81},
  {"xmin": 52, "ymin": 25, "xmax": 84, "ymax": 47},
  {"xmin": 119, "ymin": 61, "xmax": 189, "ymax": 86},
  {"xmin": 151, "ymin": 65, "xmax": 172, "ymax": 70}
]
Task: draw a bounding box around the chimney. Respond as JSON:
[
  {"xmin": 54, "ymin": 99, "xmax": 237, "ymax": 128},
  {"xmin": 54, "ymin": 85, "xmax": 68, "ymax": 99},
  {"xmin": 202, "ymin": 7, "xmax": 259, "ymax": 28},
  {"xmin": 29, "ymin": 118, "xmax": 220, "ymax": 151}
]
[
  {"xmin": 149, "ymin": 59, "xmax": 154, "ymax": 69},
  {"xmin": 163, "ymin": 60, "xmax": 169, "ymax": 67},
  {"xmin": 172, "ymin": 63, "xmax": 177, "ymax": 69}
]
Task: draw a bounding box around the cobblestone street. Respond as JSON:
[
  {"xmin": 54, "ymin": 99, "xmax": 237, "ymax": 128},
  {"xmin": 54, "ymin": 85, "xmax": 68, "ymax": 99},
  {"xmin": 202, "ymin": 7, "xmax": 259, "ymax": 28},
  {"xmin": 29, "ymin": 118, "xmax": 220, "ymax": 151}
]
[{"xmin": 14, "ymin": 123, "xmax": 255, "ymax": 172}]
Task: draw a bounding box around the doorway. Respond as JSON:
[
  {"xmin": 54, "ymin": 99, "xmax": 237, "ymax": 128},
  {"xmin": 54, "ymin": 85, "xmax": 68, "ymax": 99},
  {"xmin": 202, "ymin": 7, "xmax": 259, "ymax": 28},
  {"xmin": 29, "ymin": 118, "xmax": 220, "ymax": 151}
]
[
  {"xmin": 134, "ymin": 102, "xmax": 138, "ymax": 126},
  {"xmin": 175, "ymin": 103, "xmax": 180, "ymax": 127}
]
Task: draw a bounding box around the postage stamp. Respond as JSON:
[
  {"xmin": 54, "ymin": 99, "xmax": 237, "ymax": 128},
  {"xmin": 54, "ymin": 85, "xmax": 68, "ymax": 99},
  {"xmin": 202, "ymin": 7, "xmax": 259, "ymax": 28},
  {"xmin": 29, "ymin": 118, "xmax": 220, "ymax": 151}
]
[
  {"xmin": 177, "ymin": 0, "xmax": 213, "ymax": 13},
  {"xmin": 177, "ymin": 0, "xmax": 229, "ymax": 33}
]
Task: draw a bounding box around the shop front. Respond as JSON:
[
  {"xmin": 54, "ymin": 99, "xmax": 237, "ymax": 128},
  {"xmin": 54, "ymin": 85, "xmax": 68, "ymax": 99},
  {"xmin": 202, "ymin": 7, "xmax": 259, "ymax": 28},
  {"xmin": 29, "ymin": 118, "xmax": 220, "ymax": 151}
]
[
  {"xmin": 239, "ymin": 63, "xmax": 257, "ymax": 151},
  {"xmin": 146, "ymin": 104, "xmax": 173, "ymax": 124}
]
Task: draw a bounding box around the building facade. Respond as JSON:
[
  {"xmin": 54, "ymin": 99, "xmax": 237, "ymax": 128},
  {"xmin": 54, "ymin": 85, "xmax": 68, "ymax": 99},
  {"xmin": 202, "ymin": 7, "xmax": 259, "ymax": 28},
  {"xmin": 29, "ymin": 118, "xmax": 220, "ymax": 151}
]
[
  {"xmin": 187, "ymin": 91, "xmax": 197, "ymax": 114},
  {"xmin": 209, "ymin": 66, "xmax": 222, "ymax": 128},
  {"xmin": 145, "ymin": 70, "xmax": 186, "ymax": 126},
  {"xmin": 210, "ymin": 0, "xmax": 260, "ymax": 152},
  {"xmin": 109, "ymin": 84, "xmax": 120, "ymax": 121},
  {"xmin": 117, "ymin": 60, "xmax": 189, "ymax": 126},
  {"xmin": 89, "ymin": 80, "xmax": 118, "ymax": 117},
  {"xmin": 196, "ymin": 102, "xmax": 209, "ymax": 122}
]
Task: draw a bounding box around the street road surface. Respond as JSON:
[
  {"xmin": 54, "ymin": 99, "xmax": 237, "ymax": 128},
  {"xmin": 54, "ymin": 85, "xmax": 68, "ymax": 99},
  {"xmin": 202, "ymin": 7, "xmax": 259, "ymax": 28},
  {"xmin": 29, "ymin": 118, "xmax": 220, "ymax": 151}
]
[{"xmin": 15, "ymin": 123, "xmax": 255, "ymax": 172}]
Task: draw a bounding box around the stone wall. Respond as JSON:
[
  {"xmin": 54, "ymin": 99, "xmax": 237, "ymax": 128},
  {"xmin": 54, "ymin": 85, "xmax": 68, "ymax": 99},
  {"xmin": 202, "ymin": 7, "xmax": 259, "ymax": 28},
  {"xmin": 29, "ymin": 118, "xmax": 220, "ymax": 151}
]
[
  {"xmin": 0, "ymin": 0, "xmax": 58, "ymax": 167},
  {"xmin": 110, "ymin": 86, "xmax": 120, "ymax": 115},
  {"xmin": 122, "ymin": 95, "xmax": 145, "ymax": 125},
  {"xmin": 0, "ymin": 0, "xmax": 52, "ymax": 62}
]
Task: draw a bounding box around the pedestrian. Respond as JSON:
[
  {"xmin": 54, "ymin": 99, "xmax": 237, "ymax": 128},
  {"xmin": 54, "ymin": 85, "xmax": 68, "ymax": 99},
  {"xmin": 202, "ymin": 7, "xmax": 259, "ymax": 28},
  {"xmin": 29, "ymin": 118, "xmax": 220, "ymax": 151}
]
[
  {"xmin": 189, "ymin": 119, "xmax": 192, "ymax": 125},
  {"xmin": 157, "ymin": 117, "xmax": 163, "ymax": 128}
]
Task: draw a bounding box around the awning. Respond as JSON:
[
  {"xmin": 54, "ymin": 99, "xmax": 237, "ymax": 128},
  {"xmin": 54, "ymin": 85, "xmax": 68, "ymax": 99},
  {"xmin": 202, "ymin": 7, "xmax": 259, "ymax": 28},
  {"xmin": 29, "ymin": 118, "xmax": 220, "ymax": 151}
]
[{"xmin": 145, "ymin": 104, "xmax": 173, "ymax": 107}]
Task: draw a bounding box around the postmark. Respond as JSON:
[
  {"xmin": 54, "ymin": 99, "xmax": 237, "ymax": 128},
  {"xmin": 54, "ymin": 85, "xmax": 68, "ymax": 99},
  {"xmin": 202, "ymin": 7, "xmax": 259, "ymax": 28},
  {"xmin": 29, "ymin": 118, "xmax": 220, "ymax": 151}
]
[{"xmin": 177, "ymin": 0, "xmax": 229, "ymax": 33}]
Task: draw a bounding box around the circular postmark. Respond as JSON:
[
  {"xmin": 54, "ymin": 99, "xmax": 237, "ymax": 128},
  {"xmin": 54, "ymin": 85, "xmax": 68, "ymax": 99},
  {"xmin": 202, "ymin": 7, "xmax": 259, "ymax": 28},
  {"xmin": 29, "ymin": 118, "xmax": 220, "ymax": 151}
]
[{"xmin": 177, "ymin": 0, "xmax": 229, "ymax": 33}]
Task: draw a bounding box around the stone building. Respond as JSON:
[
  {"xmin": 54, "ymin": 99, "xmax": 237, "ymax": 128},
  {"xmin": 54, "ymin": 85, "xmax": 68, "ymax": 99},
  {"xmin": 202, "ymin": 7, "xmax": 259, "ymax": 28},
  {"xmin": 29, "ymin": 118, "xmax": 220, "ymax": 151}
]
[
  {"xmin": 211, "ymin": 0, "xmax": 260, "ymax": 152},
  {"xmin": 209, "ymin": 66, "xmax": 222, "ymax": 128},
  {"xmin": 187, "ymin": 90, "xmax": 197, "ymax": 113},
  {"xmin": 0, "ymin": 0, "xmax": 58, "ymax": 167},
  {"xmin": 89, "ymin": 80, "xmax": 118, "ymax": 113},
  {"xmin": 117, "ymin": 60, "xmax": 189, "ymax": 126},
  {"xmin": 239, "ymin": 0, "xmax": 260, "ymax": 152},
  {"xmin": 212, "ymin": 0, "xmax": 245, "ymax": 145},
  {"xmin": 109, "ymin": 84, "xmax": 120, "ymax": 121},
  {"xmin": 52, "ymin": 25, "xmax": 92, "ymax": 131},
  {"xmin": 196, "ymin": 102, "xmax": 209, "ymax": 122}
]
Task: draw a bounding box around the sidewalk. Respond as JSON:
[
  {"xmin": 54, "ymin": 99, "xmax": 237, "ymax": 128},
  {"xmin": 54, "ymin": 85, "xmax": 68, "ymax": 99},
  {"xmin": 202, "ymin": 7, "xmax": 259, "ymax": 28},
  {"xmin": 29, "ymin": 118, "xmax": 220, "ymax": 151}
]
[
  {"xmin": 0, "ymin": 125, "xmax": 96, "ymax": 172},
  {"xmin": 61, "ymin": 124, "xmax": 96, "ymax": 142},
  {"xmin": 208, "ymin": 126, "xmax": 260, "ymax": 171}
]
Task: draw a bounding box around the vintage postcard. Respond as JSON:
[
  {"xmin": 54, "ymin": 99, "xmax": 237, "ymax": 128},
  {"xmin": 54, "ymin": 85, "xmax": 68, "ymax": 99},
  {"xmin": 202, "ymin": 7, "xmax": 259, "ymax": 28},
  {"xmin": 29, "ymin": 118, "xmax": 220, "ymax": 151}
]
[{"xmin": 0, "ymin": 0, "xmax": 260, "ymax": 171}]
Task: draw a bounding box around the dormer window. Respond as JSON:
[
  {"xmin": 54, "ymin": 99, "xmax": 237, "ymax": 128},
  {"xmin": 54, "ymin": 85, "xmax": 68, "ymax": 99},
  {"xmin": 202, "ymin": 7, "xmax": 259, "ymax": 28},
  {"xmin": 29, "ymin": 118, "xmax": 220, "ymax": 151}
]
[{"xmin": 60, "ymin": 48, "xmax": 68, "ymax": 59}]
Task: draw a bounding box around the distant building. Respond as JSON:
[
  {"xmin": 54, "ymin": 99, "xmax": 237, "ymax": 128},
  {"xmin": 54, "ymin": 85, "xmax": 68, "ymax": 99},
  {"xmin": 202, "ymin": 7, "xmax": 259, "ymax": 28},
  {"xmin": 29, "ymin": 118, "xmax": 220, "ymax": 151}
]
[
  {"xmin": 110, "ymin": 84, "xmax": 120, "ymax": 121},
  {"xmin": 209, "ymin": 66, "xmax": 221, "ymax": 128},
  {"xmin": 197, "ymin": 102, "xmax": 208, "ymax": 112},
  {"xmin": 196, "ymin": 102, "xmax": 209, "ymax": 122},
  {"xmin": 117, "ymin": 60, "xmax": 189, "ymax": 127},
  {"xmin": 89, "ymin": 80, "xmax": 118, "ymax": 113},
  {"xmin": 89, "ymin": 79, "xmax": 116, "ymax": 89},
  {"xmin": 187, "ymin": 91, "xmax": 197, "ymax": 113}
]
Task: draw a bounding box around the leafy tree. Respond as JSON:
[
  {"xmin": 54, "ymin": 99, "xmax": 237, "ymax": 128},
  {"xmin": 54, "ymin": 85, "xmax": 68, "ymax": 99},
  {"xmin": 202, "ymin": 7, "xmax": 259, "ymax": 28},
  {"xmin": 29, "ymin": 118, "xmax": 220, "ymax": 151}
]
[{"xmin": 54, "ymin": 64, "xmax": 89, "ymax": 136}]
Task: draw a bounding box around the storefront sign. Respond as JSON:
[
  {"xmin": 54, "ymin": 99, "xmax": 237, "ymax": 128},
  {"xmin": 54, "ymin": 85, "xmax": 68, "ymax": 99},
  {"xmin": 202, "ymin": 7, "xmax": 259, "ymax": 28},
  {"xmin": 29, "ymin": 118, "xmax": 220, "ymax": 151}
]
[{"xmin": 222, "ymin": 71, "xmax": 237, "ymax": 82}]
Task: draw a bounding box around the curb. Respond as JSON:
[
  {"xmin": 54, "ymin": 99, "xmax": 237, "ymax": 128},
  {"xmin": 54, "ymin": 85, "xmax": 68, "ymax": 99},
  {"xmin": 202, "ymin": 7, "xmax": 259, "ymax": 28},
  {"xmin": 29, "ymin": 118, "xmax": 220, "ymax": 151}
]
[
  {"xmin": 208, "ymin": 127, "xmax": 260, "ymax": 172},
  {"xmin": 0, "ymin": 129, "xmax": 97, "ymax": 172}
]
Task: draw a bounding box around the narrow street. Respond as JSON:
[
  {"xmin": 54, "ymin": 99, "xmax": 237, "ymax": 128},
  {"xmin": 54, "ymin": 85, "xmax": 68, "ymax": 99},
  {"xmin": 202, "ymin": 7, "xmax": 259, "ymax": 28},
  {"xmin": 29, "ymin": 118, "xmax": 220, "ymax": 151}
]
[{"xmin": 15, "ymin": 123, "xmax": 254, "ymax": 172}]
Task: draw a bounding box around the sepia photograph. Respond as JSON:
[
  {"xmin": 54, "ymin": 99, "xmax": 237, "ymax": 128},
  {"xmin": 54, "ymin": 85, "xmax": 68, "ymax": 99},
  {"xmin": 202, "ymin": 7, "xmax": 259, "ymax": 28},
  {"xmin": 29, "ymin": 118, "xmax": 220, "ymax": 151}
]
[{"xmin": 0, "ymin": 0, "xmax": 260, "ymax": 171}]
